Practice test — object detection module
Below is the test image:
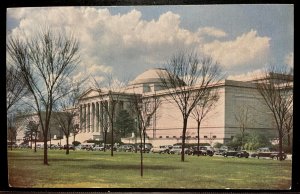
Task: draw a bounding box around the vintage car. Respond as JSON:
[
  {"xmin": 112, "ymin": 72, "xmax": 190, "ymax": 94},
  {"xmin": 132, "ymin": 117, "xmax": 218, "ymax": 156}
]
[
  {"xmin": 222, "ymin": 150, "xmax": 249, "ymax": 158},
  {"xmin": 169, "ymin": 145, "xmax": 190, "ymax": 155},
  {"xmin": 118, "ymin": 144, "xmax": 135, "ymax": 152},
  {"xmin": 214, "ymin": 146, "xmax": 228, "ymax": 155},
  {"xmin": 250, "ymin": 147, "xmax": 287, "ymax": 160},
  {"xmin": 150, "ymin": 145, "xmax": 172, "ymax": 154},
  {"xmin": 191, "ymin": 146, "xmax": 214, "ymax": 156}
]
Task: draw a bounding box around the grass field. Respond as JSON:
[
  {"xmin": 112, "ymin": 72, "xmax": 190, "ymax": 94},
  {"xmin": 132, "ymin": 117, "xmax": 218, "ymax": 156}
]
[{"xmin": 8, "ymin": 149, "xmax": 292, "ymax": 189}]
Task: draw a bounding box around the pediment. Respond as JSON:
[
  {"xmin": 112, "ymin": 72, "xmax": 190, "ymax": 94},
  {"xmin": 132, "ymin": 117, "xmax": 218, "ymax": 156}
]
[{"xmin": 79, "ymin": 89, "xmax": 100, "ymax": 99}]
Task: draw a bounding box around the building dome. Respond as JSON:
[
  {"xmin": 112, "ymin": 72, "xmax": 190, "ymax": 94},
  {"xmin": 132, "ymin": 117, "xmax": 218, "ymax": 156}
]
[{"xmin": 129, "ymin": 68, "xmax": 170, "ymax": 85}]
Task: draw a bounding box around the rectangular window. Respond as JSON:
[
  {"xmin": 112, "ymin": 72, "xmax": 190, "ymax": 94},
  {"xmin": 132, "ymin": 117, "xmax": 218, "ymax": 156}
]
[
  {"xmin": 213, "ymin": 135, "xmax": 217, "ymax": 139},
  {"xmin": 159, "ymin": 136, "xmax": 162, "ymax": 138},
  {"xmin": 173, "ymin": 136, "xmax": 176, "ymax": 138},
  {"xmin": 204, "ymin": 136, "xmax": 208, "ymax": 138},
  {"xmin": 166, "ymin": 136, "xmax": 169, "ymax": 138}
]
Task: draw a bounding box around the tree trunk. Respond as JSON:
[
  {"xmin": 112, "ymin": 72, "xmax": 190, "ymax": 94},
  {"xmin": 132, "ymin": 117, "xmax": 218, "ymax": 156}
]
[
  {"xmin": 143, "ymin": 129, "xmax": 146, "ymax": 153},
  {"xmin": 197, "ymin": 120, "xmax": 200, "ymax": 157},
  {"xmin": 140, "ymin": 130, "xmax": 143, "ymax": 177},
  {"xmin": 111, "ymin": 122, "xmax": 114, "ymax": 157},
  {"xmin": 34, "ymin": 132, "xmax": 37, "ymax": 153},
  {"xmin": 279, "ymin": 131, "xmax": 284, "ymax": 161},
  {"xmin": 287, "ymin": 129, "xmax": 291, "ymax": 152},
  {"xmin": 181, "ymin": 117, "xmax": 188, "ymax": 162},
  {"xmin": 43, "ymin": 137, "xmax": 48, "ymax": 165},
  {"xmin": 104, "ymin": 130, "xmax": 107, "ymax": 152},
  {"xmin": 66, "ymin": 136, "xmax": 69, "ymax": 155},
  {"xmin": 135, "ymin": 135, "xmax": 137, "ymax": 153},
  {"xmin": 30, "ymin": 133, "xmax": 33, "ymax": 149},
  {"xmin": 10, "ymin": 136, "xmax": 13, "ymax": 151}
]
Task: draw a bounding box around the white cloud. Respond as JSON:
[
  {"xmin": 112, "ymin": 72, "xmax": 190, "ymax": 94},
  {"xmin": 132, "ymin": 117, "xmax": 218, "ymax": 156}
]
[
  {"xmin": 197, "ymin": 27, "xmax": 227, "ymax": 38},
  {"xmin": 284, "ymin": 52, "xmax": 293, "ymax": 67},
  {"xmin": 200, "ymin": 29, "xmax": 271, "ymax": 68},
  {"xmin": 7, "ymin": 7, "xmax": 272, "ymax": 80}
]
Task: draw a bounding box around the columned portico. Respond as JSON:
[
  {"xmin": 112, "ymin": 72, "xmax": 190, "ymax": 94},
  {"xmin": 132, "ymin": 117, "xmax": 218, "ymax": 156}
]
[{"xmin": 78, "ymin": 99, "xmax": 111, "ymax": 139}]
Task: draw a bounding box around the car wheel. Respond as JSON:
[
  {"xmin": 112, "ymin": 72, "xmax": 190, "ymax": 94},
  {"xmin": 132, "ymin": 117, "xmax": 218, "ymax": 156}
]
[{"xmin": 272, "ymin": 156, "xmax": 278, "ymax": 160}]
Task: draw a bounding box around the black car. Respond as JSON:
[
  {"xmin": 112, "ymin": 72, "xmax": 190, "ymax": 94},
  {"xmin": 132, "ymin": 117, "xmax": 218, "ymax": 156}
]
[
  {"xmin": 236, "ymin": 150, "xmax": 250, "ymax": 158},
  {"xmin": 251, "ymin": 147, "xmax": 287, "ymax": 160},
  {"xmin": 63, "ymin": 144, "xmax": 75, "ymax": 150},
  {"xmin": 222, "ymin": 150, "xmax": 249, "ymax": 158},
  {"xmin": 191, "ymin": 146, "xmax": 214, "ymax": 156}
]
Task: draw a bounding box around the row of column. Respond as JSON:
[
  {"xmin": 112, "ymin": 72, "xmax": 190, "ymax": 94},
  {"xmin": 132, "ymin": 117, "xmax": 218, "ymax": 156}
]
[{"xmin": 79, "ymin": 101, "xmax": 109, "ymax": 133}]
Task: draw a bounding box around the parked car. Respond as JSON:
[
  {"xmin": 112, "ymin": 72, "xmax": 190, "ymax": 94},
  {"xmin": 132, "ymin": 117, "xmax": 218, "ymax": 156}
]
[
  {"xmin": 191, "ymin": 146, "xmax": 214, "ymax": 156},
  {"xmin": 80, "ymin": 144, "xmax": 94, "ymax": 151},
  {"xmin": 214, "ymin": 146, "xmax": 228, "ymax": 155},
  {"xmin": 251, "ymin": 147, "xmax": 287, "ymax": 160},
  {"xmin": 169, "ymin": 145, "xmax": 182, "ymax": 154},
  {"xmin": 63, "ymin": 144, "xmax": 75, "ymax": 150},
  {"xmin": 236, "ymin": 150, "xmax": 250, "ymax": 158},
  {"xmin": 50, "ymin": 144, "xmax": 60, "ymax": 150},
  {"xmin": 118, "ymin": 144, "xmax": 134, "ymax": 152},
  {"xmin": 150, "ymin": 145, "xmax": 172, "ymax": 154},
  {"xmin": 93, "ymin": 145, "xmax": 104, "ymax": 151},
  {"xmin": 222, "ymin": 150, "xmax": 249, "ymax": 158},
  {"xmin": 136, "ymin": 144, "xmax": 153, "ymax": 153}
]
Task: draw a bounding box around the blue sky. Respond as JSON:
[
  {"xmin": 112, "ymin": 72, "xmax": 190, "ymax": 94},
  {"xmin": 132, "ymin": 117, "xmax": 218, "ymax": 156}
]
[{"xmin": 7, "ymin": 5, "xmax": 293, "ymax": 83}]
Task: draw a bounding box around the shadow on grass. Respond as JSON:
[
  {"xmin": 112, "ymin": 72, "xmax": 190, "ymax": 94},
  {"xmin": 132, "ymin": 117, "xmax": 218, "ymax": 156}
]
[
  {"xmin": 84, "ymin": 163, "xmax": 180, "ymax": 171},
  {"xmin": 10, "ymin": 157, "xmax": 181, "ymax": 170}
]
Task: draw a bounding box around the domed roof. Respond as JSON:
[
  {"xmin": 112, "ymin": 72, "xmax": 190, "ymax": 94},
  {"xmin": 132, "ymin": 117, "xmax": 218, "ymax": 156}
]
[{"xmin": 129, "ymin": 68, "xmax": 170, "ymax": 85}]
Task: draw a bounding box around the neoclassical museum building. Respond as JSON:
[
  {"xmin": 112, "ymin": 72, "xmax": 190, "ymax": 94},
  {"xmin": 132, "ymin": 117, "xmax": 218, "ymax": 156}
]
[
  {"xmin": 72, "ymin": 68, "xmax": 285, "ymax": 146},
  {"xmin": 14, "ymin": 68, "xmax": 291, "ymax": 146}
]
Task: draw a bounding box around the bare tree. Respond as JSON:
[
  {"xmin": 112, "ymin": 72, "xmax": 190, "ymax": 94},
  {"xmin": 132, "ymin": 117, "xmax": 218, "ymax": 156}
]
[
  {"xmin": 7, "ymin": 114, "xmax": 17, "ymax": 150},
  {"xmin": 93, "ymin": 74, "xmax": 127, "ymax": 156},
  {"xmin": 158, "ymin": 52, "xmax": 223, "ymax": 161},
  {"xmin": 7, "ymin": 27, "xmax": 80, "ymax": 165},
  {"xmin": 284, "ymin": 109, "xmax": 293, "ymax": 151},
  {"xmin": 6, "ymin": 66, "xmax": 28, "ymax": 112},
  {"xmin": 72, "ymin": 124, "xmax": 80, "ymax": 143},
  {"xmin": 131, "ymin": 93, "xmax": 161, "ymax": 177},
  {"xmin": 53, "ymin": 83, "xmax": 82, "ymax": 155},
  {"xmin": 234, "ymin": 105, "xmax": 254, "ymax": 150},
  {"xmin": 25, "ymin": 120, "xmax": 40, "ymax": 152},
  {"xmin": 191, "ymin": 90, "xmax": 219, "ymax": 156},
  {"xmin": 255, "ymin": 65, "xmax": 293, "ymax": 160}
]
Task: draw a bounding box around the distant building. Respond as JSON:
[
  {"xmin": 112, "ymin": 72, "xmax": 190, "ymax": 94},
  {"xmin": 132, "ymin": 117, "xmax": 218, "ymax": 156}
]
[
  {"xmin": 13, "ymin": 112, "xmax": 64, "ymax": 145},
  {"xmin": 75, "ymin": 68, "xmax": 289, "ymax": 146},
  {"xmin": 12, "ymin": 68, "xmax": 292, "ymax": 147}
]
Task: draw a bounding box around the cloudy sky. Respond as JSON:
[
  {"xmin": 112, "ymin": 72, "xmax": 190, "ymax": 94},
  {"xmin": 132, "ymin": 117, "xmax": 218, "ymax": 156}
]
[{"xmin": 7, "ymin": 5, "xmax": 293, "ymax": 83}]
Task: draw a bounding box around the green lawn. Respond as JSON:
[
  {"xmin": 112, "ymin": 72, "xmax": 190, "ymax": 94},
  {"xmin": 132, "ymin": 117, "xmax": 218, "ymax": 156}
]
[{"xmin": 8, "ymin": 149, "xmax": 292, "ymax": 189}]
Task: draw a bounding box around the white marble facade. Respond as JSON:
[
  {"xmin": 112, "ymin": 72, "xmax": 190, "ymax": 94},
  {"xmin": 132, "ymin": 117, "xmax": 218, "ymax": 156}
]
[{"xmin": 73, "ymin": 68, "xmax": 281, "ymax": 146}]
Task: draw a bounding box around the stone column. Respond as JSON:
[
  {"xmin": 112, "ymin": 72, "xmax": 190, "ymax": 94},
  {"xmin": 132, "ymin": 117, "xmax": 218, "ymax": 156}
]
[
  {"xmin": 96, "ymin": 102, "xmax": 99, "ymax": 132},
  {"xmin": 79, "ymin": 105, "xmax": 82, "ymax": 132},
  {"xmin": 83, "ymin": 104, "xmax": 86, "ymax": 132},
  {"xmin": 100, "ymin": 101, "xmax": 103, "ymax": 134},
  {"xmin": 87, "ymin": 103, "xmax": 90, "ymax": 132},
  {"xmin": 92, "ymin": 103, "xmax": 95, "ymax": 132}
]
